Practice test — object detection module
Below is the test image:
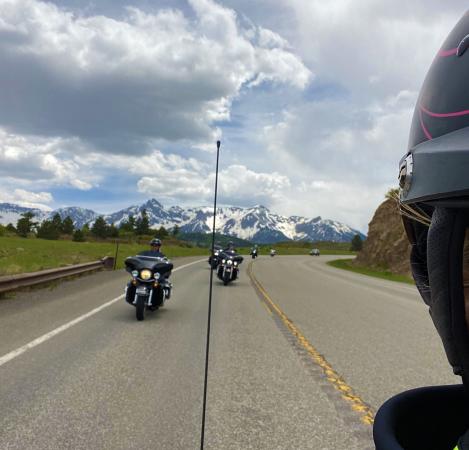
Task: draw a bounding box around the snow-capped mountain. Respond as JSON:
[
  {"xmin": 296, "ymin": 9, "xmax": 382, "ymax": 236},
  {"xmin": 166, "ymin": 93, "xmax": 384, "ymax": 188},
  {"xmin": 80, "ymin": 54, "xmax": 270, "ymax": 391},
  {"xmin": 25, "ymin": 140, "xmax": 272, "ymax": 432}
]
[
  {"xmin": 0, "ymin": 200, "xmax": 365, "ymax": 243},
  {"xmin": 0, "ymin": 203, "xmax": 49, "ymax": 226},
  {"xmin": 52, "ymin": 207, "xmax": 99, "ymax": 228}
]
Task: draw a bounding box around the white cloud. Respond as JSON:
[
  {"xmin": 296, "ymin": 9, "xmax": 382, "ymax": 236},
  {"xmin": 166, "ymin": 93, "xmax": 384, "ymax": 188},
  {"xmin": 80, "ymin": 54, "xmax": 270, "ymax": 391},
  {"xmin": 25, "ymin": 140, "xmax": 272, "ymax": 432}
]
[
  {"xmin": 0, "ymin": 0, "xmax": 310, "ymax": 150},
  {"xmin": 260, "ymin": 90, "xmax": 417, "ymax": 230},
  {"xmin": 131, "ymin": 152, "xmax": 291, "ymax": 206},
  {"xmin": 289, "ymin": 0, "xmax": 464, "ymax": 98},
  {"xmin": 0, "ymin": 128, "xmax": 96, "ymax": 190},
  {"xmin": 0, "ymin": 188, "xmax": 53, "ymax": 210}
]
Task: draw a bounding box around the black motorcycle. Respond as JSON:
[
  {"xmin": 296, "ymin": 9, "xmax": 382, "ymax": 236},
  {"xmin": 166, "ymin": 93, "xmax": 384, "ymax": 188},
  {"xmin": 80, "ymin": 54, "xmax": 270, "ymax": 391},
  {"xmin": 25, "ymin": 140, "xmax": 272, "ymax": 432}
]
[
  {"xmin": 250, "ymin": 248, "xmax": 258, "ymax": 259},
  {"xmin": 124, "ymin": 255, "xmax": 173, "ymax": 321},
  {"xmin": 208, "ymin": 245, "xmax": 223, "ymax": 270},
  {"xmin": 217, "ymin": 250, "xmax": 243, "ymax": 285}
]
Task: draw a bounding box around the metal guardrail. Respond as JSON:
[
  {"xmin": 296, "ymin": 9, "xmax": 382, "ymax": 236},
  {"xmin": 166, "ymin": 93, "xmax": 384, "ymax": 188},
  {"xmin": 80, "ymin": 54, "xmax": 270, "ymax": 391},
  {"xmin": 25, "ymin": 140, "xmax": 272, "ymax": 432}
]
[{"xmin": 0, "ymin": 257, "xmax": 115, "ymax": 294}]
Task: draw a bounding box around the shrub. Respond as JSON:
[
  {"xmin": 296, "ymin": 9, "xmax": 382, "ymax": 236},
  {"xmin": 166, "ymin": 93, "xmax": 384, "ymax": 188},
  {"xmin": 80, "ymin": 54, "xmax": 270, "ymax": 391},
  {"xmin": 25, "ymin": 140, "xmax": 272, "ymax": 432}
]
[
  {"xmin": 350, "ymin": 234, "xmax": 363, "ymax": 252},
  {"xmin": 72, "ymin": 229, "xmax": 86, "ymax": 242}
]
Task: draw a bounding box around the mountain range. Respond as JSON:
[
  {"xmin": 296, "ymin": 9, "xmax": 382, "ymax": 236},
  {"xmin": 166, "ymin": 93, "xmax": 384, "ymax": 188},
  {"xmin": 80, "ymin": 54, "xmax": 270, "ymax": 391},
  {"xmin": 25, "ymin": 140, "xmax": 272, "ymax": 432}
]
[{"xmin": 0, "ymin": 199, "xmax": 365, "ymax": 243}]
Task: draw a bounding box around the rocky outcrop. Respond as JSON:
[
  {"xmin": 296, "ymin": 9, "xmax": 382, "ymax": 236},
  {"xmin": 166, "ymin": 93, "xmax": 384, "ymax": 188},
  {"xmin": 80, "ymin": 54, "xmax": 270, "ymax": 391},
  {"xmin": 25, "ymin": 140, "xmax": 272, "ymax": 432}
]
[{"xmin": 354, "ymin": 198, "xmax": 411, "ymax": 277}]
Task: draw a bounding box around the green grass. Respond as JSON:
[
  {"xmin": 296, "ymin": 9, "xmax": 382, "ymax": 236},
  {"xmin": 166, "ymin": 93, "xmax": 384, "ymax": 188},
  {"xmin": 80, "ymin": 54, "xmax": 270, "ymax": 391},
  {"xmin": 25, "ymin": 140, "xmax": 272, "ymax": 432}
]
[
  {"xmin": 327, "ymin": 258, "xmax": 414, "ymax": 285},
  {"xmin": 242, "ymin": 241, "xmax": 357, "ymax": 256},
  {"xmin": 0, "ymin": 236, "xmax": 208, "ymax": 275}
]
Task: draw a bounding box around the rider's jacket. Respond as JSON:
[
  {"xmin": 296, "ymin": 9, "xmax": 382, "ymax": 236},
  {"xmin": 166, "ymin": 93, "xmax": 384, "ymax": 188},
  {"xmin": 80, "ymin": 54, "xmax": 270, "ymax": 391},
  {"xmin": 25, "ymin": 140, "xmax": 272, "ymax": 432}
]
[{"xmin": 138, "ymin": 250, "xmax": 165, "ymax": 258}]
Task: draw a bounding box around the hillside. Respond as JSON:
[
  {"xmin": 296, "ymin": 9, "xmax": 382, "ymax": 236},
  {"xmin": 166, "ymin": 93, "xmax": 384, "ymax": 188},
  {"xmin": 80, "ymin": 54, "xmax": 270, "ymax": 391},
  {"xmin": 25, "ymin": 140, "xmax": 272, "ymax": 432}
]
[{"xmin": 353, "ymin": 197, "xmax": 411, "ymax": 277}]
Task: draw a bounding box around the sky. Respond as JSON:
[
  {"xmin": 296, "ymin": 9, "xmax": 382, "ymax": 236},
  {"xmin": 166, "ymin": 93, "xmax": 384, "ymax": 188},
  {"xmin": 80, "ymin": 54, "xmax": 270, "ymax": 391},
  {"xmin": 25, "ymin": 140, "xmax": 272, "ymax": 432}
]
[{"xmin": 0, "ymin": 0, "xmax": 467, "ymax": 232}]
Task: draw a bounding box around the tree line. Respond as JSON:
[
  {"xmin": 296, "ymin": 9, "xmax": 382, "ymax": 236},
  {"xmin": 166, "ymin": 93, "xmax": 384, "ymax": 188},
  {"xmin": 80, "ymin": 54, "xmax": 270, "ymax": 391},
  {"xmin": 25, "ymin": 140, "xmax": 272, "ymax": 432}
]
[{"xmin": 0, "ymin": 209, "xmax": 179, "ymax": 242}]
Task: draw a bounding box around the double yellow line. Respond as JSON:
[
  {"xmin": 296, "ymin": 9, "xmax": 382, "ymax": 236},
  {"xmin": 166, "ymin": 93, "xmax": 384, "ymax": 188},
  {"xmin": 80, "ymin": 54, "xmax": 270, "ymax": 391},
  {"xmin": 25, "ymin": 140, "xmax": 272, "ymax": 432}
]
[{"xmin": 248, "ymin": 262, "xmax": 375, "ymax": 426}]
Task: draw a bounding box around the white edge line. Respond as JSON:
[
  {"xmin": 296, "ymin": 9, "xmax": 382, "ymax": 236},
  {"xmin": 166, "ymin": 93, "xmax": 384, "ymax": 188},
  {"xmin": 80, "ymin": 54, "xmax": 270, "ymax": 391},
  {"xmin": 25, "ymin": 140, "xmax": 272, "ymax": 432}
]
[{"xmin": 0, "ymin": 258, "xmax": 206, "ymax": 368}]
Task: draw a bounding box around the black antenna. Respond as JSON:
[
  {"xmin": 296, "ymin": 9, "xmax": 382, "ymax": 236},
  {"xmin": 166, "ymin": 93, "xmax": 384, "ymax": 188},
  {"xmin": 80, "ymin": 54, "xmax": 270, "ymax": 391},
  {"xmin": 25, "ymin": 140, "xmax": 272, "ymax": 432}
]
[{"xmin": 200, "ymin": 140, "xmax": 221, "ymax": 450}]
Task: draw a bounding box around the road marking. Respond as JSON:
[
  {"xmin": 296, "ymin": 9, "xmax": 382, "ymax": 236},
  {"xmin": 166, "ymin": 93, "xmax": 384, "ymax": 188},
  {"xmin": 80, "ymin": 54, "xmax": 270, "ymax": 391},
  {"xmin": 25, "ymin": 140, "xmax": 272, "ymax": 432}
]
[
  {"xmin": 0, "ymin": 258, "xmax": 205, "ymax": 368},
  {"xmin": 247, "ymin": 262, "xmax": 375, "ymax": 426}
]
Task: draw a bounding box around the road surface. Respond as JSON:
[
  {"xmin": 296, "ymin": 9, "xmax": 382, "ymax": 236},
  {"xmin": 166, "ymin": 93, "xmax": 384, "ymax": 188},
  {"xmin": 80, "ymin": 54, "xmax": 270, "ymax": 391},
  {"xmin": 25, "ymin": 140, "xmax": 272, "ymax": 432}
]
[{"xmin": 0, "ymin": 255, "xmax": 456, "ymax": 449}]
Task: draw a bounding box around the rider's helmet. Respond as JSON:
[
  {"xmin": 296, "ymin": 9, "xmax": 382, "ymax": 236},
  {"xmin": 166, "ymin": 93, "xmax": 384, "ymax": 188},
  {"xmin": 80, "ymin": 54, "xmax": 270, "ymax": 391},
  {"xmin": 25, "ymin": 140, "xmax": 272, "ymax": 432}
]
[
  {"xmin": 374, "ymin": 12, "xmax": 469, "ymax": 449},
  {"xmin": 150, "ymin": 238, "xmax": 162, "ymax": 247},
  {"xmin": 398, "ymin": 11, "xmax": 469, "ymax": 382}
]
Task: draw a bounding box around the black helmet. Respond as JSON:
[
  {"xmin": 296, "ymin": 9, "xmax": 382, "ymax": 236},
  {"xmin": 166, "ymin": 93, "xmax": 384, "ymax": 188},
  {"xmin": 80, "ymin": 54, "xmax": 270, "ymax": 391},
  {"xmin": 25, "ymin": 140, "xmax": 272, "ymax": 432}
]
[
  {"xmin": 400, "ymin": 12, "xmax": 469, "ymax": 206},
  {"xmin": 150, "ymin": 238, "xmax": 162, "ymax": 247},
  {"xmin": 400, "ymin": 12, "xmax": 469, "ymax": 382}
]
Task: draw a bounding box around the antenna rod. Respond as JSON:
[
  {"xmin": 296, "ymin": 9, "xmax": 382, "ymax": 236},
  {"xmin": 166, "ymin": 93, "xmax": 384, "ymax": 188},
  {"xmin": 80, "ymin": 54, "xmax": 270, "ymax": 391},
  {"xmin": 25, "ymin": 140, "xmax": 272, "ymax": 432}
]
[{"xmin": 200, "ymin": 140, "xmax": 221, "ymax": 450}]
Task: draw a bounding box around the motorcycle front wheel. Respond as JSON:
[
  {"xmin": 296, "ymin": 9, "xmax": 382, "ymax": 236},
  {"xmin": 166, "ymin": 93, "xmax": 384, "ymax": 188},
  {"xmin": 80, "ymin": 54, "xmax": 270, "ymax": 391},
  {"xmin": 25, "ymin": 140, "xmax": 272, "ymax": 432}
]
[{"xmin": 136, "ymin": 295, "xmax": 146, "ymax": 321}]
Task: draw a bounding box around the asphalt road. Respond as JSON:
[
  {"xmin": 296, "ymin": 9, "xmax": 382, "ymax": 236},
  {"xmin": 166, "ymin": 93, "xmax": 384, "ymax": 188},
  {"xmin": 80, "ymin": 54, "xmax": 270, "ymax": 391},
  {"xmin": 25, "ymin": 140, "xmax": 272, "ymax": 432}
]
[{"xmin": 0, "ymin": 255, "xmax": 458, "ymax": 449}]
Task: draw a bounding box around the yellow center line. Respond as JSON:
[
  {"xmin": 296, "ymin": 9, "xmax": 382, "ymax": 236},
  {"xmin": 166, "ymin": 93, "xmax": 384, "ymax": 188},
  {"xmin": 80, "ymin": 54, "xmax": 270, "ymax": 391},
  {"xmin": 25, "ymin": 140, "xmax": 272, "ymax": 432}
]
[{"xmin": 248, "ymin": 262, "xmax": 375, "ymax": 426}]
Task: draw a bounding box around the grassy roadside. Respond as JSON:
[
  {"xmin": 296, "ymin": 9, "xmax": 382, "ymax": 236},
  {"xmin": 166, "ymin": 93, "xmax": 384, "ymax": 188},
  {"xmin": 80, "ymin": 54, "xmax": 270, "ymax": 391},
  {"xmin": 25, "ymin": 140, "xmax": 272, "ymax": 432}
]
[
  {"xmin": 237, "ymin": 241, "xmax": 356, "ymax": 256},
  {"xmin": 327, "ymin": 258, "xmax": 414, "ymax": 285},
  {"xmin": 0, "ymin": 235, "xmax": 357, "ymax": 276},
  {"xmin": 0, "ymin": 236, "xmax": 208, "ymax": 276}
]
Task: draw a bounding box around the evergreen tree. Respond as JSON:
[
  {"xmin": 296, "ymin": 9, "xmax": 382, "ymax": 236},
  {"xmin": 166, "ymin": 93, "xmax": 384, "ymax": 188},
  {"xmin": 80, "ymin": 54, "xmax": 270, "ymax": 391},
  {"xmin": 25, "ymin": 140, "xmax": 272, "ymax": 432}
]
[
  {"xmin": 37, "ymin": 219, "xmax": 60, "ymax": 240},
  {"xmin": 172, "ymin": 224, "xmax": 180, "ymax": 237},
  {"xmin": 6, "ymin": 223, "xmax": 16, "ymax": 233},
  {"xmin": 158, "ymin": 226, "xmax": 169, "ymax": 238},
  {"xmin": 73, "ymin": 229, "xmax": 86, "ymax": 242},
  {"xmin": 120, "ymin": 214, "xmax": 136, "ymax": 233},
  {"xmin": 51, "ymin": 213, "xmax": 63, "ymax": 231},
  {"xmin": 82, "ymin": 223, "xmax": 90, "ymax": 235},
  {"xmin": 135, "ymin": 209, "xmax": 150, "ymax": 235},
  {"xmin": 16, "ymin": 212, "xmax": 37, "ymax": 237},
  {"xmin": 0, "ymin": 224, "xmax": 5, "ymax": 236},
  {"xmin": 61, "ymin": 216, "xmax": 75, "ymax": 235},
  {"xmin": 91, "ymin": 216, "xmax": 109, "ymax": 239},
  {"xmin": 350, "ymin": 234, "xmax": 363, "ymax": 252},
  {"xmin": 108, "ymin": 224, "xmax": 119, "ymax": 238}
]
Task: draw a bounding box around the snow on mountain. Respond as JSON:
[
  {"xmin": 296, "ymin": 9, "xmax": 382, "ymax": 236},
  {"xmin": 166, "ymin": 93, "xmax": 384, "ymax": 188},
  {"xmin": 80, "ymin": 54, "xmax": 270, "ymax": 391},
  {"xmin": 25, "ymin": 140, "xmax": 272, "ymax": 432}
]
[
  {"xmin": 0, "ymin": 203, "xmax": 49, "ymax": 226},
  {"xmin": 0, "ymin": 199, "xmax": 365, "ymax": 243},
  {"xmin": 52, "ymin": 207, "xmax": 99, "ymax": 228}
]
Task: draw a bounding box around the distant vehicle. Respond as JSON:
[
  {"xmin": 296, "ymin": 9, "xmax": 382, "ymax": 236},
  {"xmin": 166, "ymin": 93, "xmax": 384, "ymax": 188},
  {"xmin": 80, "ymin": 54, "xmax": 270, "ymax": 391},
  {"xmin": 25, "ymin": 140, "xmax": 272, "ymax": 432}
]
[
  {"xmin": 250, "ymin": 246, "xmax": 258, "ymax": 259},
  {"xmin": 208, "ymin": 244, "xmax": 223, "ymax": 269},
  {"xmin": 124, "ymin": 255, "xmax": 173, "ymax": 321},
  {"xmin": 270, "ymin": 249, "xmax": 276, "ymax": 257},
  {"xmin": 217, "ymin": 250, "xmax": 243, "ymax": 285},
  {"xmin": 310, "ymin": 248, "xmax": 320, "ymax": 256}
]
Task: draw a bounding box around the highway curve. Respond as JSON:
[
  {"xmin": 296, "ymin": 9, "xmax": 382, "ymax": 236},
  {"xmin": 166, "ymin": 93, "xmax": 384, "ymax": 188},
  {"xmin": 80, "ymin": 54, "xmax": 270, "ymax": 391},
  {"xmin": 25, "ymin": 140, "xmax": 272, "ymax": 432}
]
[{"xmin": 0, "ymin": 255, "xmax": 457, "ymax": 449}]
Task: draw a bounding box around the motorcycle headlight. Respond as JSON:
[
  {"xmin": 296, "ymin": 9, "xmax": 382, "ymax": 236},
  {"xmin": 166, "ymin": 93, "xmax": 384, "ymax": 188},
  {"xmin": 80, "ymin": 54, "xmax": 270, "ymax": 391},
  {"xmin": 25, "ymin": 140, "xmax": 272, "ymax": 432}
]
[
  {"xmin": 214, "ymin": 251, "xmax": 219, "ymax": 256},
  {"xmin": 131, "ymin": 270, "xmax": 139, "ymax": 278},
  {"xmin": 227, "ymin": 260, "xmax": 233, "ymax": 265},
  {"xmin": 234, "ymin": 261, "xmax": 238, "ymax": 266},
  {"xmin": 222, "ymin": 259, "xmax": 226, "ymax": 264},
  {"xmin": 140, "ymin": 269, "xmax": 152, "ymax": 280},
  {"xmin": 154, "ymin": 272, "xmax": 160, "ymax": 280}
]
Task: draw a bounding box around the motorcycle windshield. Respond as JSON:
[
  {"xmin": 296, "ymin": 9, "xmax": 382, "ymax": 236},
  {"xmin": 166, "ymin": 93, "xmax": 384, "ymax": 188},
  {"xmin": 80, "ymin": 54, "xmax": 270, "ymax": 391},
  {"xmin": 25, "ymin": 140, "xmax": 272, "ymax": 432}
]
[
  {"xmin": 124, "ymin": 256, "xmax": 173, "ymax": 274},
  {"xmin": 220, "ymin": 251, "xmax": 244, "ymax": 264}
]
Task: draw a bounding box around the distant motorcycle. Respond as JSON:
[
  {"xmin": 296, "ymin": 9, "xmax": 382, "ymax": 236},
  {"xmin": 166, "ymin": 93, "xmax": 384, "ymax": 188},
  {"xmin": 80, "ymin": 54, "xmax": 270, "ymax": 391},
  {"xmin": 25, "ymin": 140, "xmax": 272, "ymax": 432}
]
[
  {"xmin": 310, "ymin": 248, "xmax": 320, "ymax": 256},
  {"xmin": 217, "ymin": 250, "xmax": 243, "ymax": 285},
  {"xmin": 208, "ymin": 245, "xmax": 223, "ymax": 270},
  {"xmin": 250, "ymin": 247, "xmax": 258, "ymax": 259},
  {"xmin": 124, "ymin": 255, "xmax": 173, "ymax": 321},
  {"xmin": 270, "ymin": 249, "xmax": 276, "ymax": 257}
]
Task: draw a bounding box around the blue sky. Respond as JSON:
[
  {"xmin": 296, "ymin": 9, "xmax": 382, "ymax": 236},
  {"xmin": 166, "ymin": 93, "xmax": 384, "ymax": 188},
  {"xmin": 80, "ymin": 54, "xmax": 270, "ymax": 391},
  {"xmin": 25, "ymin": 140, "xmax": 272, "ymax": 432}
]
[{"xmin": 0, "ymin": 0, "xmax": 467, "ymax": 231}]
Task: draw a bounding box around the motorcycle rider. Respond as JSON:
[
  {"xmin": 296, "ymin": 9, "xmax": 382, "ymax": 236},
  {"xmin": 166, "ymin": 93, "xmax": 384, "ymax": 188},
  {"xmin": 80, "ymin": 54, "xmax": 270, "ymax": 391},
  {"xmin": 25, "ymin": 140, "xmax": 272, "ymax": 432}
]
[
  {"xmin": 374, "ymin": 11, "xmax": 469, "ymax": 449},
  {"xmin": 139, "ymin": 238, "xmax": 165, "ymax": 258},
  {"xmin": 131, "ymin": 237, "xmax": 172, "ymax": 303},
  {"xmin": 224, "ymin": 241, "xmax": 236, "ymax": 253}
]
